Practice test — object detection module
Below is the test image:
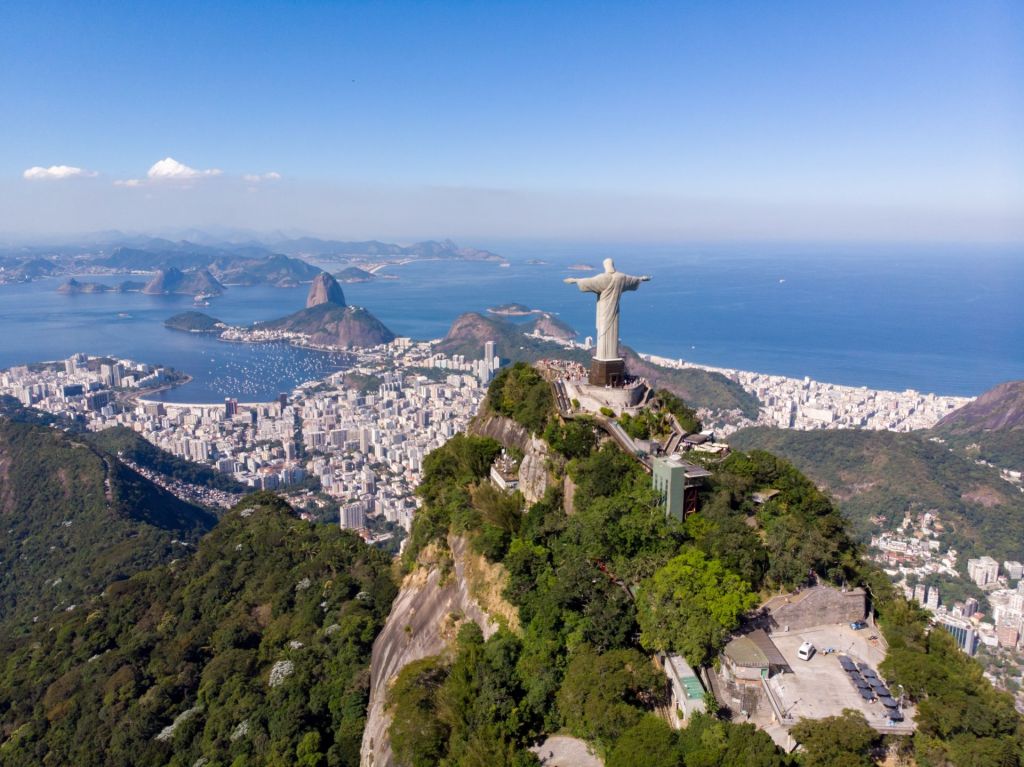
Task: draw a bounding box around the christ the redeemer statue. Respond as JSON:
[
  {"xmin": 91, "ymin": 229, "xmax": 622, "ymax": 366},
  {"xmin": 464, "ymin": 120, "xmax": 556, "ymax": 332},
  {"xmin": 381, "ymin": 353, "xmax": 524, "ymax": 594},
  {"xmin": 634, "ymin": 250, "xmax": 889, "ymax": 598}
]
[{"xmin": 564, "ymin": 258, "xmax": 650, "ymax": 363}]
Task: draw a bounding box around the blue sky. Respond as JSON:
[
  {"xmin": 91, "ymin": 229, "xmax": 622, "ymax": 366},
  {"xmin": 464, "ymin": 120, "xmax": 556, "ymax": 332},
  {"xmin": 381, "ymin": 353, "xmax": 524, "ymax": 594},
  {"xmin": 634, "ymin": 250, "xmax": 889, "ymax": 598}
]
[{"xmin": 2, "ymin": 0, "xmax": 1021, "ymax": 241}]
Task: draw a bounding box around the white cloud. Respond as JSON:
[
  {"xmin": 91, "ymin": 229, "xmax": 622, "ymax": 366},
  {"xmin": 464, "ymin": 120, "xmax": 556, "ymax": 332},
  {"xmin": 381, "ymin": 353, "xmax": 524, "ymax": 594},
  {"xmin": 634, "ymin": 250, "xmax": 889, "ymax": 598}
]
[
  {"xmin": 113, "ymin": 178, "xmax": 143, "ymax": 187},
  {"xmin": 23, "ymin": 165, "xmax": 98, "ymax": 180},
  {"xmin": 243, "ymin": 171, "xmax": 282, "ymax": 183},
  {"xmin": 147, "ymin": 157, "xmax": 222, "ymax": 181}
]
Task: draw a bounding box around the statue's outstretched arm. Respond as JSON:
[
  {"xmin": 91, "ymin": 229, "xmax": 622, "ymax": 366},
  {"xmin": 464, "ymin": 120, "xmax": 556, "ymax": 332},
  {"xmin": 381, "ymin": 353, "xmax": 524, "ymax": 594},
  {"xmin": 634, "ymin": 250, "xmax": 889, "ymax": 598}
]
[{"xmin": 563, "ymin": 277, "xmax": 579, "ymax": 284}]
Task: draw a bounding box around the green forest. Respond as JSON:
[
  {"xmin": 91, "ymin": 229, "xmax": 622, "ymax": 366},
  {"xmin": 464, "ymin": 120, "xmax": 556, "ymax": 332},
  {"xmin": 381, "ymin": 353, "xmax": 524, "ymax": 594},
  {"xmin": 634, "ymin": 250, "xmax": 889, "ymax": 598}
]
[
  {"xmin": 0, "ymin": 493, "xmax": 396, "ymax": 767},
  {"xmin": 0, "ymin": 420, "xmax": 216, "ymax": 637},
  {"xmin": 729, "ymin": 427, "xmax": 1024, "ymax": 562}
]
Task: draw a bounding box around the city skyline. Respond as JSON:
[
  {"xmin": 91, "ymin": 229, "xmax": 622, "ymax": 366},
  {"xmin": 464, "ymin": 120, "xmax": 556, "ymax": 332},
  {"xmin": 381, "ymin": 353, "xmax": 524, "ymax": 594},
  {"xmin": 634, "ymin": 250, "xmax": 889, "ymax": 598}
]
[{"xmin": 2, "ymin": 0, "xmax": 1022, "ymax": 242}]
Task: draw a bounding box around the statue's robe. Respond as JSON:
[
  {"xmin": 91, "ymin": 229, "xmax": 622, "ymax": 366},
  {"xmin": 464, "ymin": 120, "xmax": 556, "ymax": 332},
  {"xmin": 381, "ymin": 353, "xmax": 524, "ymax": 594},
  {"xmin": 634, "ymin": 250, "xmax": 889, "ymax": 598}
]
[{"xmin": 573, "ymin": 270, "xmax": 644, "ymax": 360}]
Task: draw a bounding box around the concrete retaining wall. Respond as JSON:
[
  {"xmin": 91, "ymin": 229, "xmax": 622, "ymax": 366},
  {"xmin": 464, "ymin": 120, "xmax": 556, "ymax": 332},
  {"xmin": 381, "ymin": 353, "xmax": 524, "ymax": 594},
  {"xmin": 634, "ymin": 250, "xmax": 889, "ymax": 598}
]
[{"xmin": 763, "ymin": 586, "xmax": 866, "ymax": 632}]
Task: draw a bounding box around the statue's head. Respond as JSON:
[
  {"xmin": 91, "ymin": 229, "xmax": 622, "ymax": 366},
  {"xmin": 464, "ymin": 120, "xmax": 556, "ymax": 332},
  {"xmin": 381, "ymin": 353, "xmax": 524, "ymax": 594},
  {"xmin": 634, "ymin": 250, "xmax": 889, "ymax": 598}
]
[{"xmin": 603, "ymin": 258, "xmax": 616, "ymax": 273}]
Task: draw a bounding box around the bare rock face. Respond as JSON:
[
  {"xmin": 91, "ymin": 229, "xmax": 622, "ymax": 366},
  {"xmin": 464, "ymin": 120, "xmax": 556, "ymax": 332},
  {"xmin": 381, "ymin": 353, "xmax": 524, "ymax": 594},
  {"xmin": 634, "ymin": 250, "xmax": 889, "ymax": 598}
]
[
  {"xmin": 360, "ymin": 536, "xmax": 499, "ymax": 767},
  {"xmin": 518, "ymin": 435, "xmax": 552, "ymax": 505},
  {"xmin": 305, "ymin": 272, "xmax": 346, "ymax": 308},
  {"xmin": 468, "ymin": 413, "xmax": 553, "ymax": 505}
]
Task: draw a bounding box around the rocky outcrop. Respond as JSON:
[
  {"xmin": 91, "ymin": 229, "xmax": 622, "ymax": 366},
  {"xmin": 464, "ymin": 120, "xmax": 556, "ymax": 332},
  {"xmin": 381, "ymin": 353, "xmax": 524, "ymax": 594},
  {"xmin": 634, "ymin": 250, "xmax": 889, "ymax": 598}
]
[
  {"xmin": 143, "ymin": 267, "xmax": 224, "ymax": 296},
  {"xmin": 264, "ymin": 276, "xmax": 395, "ymax": 350},
  {"xmin": 305, "ymin": 272, "xmax": 347, "ymax": 308},
  {"xmin": 468, "ymin": 413, "xmax": 553, "ymax": 504},
  {"xmin": 519, "ymin": 436, "xmax": 552, "ymax": 505},
  {"xmin": 469, "ymin": 412, "xmax": 532, "ymax": 452},
  {"xmin": 360, "ymin": 536, "xmax": 500, "ymax": 767},
  {"xmin": 935, "ymin": 381, "xmax": 1021, "ymax": 433},
  {"xmin": 525, "ymin": 312, "xmax": 577, "ymax": 341},
  {"xmin": 266, "ymin": 303, "xmax": 395, "ymax": 349}
]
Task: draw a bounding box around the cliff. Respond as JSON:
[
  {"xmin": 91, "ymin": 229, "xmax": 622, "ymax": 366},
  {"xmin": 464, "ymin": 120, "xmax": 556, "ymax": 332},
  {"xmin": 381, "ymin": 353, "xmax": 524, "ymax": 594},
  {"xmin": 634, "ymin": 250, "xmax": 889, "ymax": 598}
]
[
  {"xmin": 142, "ymin": 266, "xmax": 224, "ymax": 296},
  {"xmin": 360, "ymin": 535, "xmax": 508, "ymax": 767},
  {"xmin": 468, "ymin": 411, "xmax": 554, "ymax": 504},
  {"xmin": 306, "ymin": 271, "xmax": 347, "ymax": 307}
]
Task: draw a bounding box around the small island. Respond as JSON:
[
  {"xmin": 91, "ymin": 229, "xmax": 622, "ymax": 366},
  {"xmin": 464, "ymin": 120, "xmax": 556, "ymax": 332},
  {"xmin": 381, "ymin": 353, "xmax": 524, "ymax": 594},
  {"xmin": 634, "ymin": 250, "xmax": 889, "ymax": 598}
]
[
  {"xmin": 486, "ymin": 302, "xmax": 540, "ymax": 316},
  {"xmin": 164, "ymin": 311, "xmax": 226, "ymax": 334},
  {"xmin": 335, "ymin": 266, "xmax": 376, "ymax": 283},
  {"xmin": 525, "ymin": 258, "xmax": 548, "ymax": 265},
  {"xmin": 567, "ymin": 263, "xmax": 595, "ymax": 271},
  {"xmin": 57, "ymin": 278, "xmax": 112, "ymax": 294}
]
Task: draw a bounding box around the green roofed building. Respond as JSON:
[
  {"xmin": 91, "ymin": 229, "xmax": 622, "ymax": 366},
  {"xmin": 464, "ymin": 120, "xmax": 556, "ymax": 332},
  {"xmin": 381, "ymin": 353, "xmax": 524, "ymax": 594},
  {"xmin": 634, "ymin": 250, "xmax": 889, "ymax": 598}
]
[{"xmin": 652, "ymin": 455, "xmax": 712, "ymax": 521}]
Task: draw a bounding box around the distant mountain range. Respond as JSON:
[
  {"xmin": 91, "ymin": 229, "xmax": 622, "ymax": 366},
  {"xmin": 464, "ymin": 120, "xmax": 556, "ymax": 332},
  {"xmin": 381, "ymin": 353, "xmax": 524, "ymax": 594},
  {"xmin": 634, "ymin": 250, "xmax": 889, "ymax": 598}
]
[
  {"xmin": 3, "ymin": 233, "xmax": 506, "ymax": 289},
  {"xmin": 1, "ymin": 232, "xmax": 504, "ymax": 265},
  {"xmin": 271, "ymin": 236, "xmax": 505, "ymax": 262}
]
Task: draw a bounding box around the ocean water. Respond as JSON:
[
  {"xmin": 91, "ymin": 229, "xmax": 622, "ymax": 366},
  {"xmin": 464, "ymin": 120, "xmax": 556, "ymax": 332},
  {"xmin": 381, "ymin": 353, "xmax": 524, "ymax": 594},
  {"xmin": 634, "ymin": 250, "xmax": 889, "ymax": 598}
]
[{"xmin": 1, "ymin": 244, "xmax": 1021, "ymax": 401}]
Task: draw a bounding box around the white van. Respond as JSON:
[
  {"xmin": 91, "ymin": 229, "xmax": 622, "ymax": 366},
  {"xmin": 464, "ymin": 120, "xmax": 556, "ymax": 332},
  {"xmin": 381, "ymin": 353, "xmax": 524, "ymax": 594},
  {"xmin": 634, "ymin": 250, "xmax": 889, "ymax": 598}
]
[{"xmin": 797, "ymin": 641, "xmax": 816, "ymax": 661}]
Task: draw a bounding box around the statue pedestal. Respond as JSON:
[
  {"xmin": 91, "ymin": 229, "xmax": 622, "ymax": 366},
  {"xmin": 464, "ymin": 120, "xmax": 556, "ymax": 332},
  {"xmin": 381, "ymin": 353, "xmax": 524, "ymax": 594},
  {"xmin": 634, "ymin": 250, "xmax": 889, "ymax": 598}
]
[{"xmin": 590, "ymin": 357, "xmax": 626, "ymax": 387}]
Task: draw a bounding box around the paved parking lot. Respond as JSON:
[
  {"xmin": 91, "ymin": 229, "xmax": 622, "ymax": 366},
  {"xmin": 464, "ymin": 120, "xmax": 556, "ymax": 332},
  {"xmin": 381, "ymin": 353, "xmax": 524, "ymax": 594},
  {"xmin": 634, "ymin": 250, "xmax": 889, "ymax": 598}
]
[{"xmin": 766, "ymin": 624, "xmax": 914, "ymax": 729}]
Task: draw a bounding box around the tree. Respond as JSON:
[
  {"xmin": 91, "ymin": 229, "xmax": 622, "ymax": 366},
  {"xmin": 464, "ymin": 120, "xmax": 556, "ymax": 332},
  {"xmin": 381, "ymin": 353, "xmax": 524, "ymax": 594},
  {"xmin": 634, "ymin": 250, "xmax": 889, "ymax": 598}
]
[
  {"xmin": 635, "ymin": 548, "xmax": 757, "ymax": 666},
  {"xmin": 677, "ymin": 714, "xmax": 787, "ymax": 767},
  {"xmin": 543, "ymin": 418, "xmax": 598, "ymax": 460},
  {"xmin": 606, "ymin": 715, "xmax": 680, "ymax": 767},
  {"xmin": 387, "ymin": 657, "xmax": 450, "ymax": 767},
  {"xmin": 488, "ymin": 363, "xmax": 553, "ymax": 434},
  {"xmin": 556, "ymin": 648, "xmax": 664, "ymax": 751},
  {"xmin": 791, "ymin": 709, "xmax": 878, "ymax": 767}
]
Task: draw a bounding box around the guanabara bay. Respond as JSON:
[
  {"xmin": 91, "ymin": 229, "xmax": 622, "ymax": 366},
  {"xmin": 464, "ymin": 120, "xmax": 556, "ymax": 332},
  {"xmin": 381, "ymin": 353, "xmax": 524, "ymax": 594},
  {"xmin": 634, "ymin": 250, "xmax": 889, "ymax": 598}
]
[{"xmin": 3, "ymin": 3, "xmax": 1023, "ymax": 766}]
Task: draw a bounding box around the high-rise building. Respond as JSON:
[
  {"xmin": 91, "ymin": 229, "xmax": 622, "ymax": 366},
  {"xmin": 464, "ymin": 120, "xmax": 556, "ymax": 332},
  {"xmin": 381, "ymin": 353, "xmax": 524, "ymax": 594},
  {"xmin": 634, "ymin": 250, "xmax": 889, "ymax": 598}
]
[
  {"xmin": 484, "ymin": 341, "xmax": 495, "ymax": 370},
  {"xmin": 1003, "ymin": 561, "xmax": 1024, "ymax": 581},
  {"xmin": 963, "ymin": 597, "xmax": 980, "ymax": 617},
  {"xmin": 996, "ymin": 623, "xmax": 1020, "ymax": 649},
  {"xmin": 967, "ymin": 556, "xmax": 1000, "ymax": 588},
  {"xmin": 225, "ymin": 398, "xmax": 239, "ymax": 418},
  {"xmin": 913, "ymin": 583, "xmax": 927, "ymax": 605},
  {"xmin": 936, "ymin": 615, "xmax": 979, "ymax": 655},
  {"xmin": 926, "ymin": 586, "xmax": 940, "ymax": 611}
]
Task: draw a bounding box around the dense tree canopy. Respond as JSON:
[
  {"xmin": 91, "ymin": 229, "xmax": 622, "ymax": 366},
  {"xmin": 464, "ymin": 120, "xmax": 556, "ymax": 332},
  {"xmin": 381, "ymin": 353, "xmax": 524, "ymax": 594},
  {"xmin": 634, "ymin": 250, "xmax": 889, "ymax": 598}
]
[
  {"xmin": 635, "ymin": 547, "xmax": 758, "ymax": 666},
  {"xmin": 0, "ymin": 493, "xmax": 396, "ymax": 767},
  {"xmin": 791, "ymin": 710, "xmax": 879, "ymax": 767},
  {"xmin": 487, "ymin": 362, "xmax": 553, "ymax": 434}
]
